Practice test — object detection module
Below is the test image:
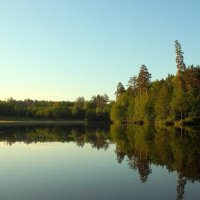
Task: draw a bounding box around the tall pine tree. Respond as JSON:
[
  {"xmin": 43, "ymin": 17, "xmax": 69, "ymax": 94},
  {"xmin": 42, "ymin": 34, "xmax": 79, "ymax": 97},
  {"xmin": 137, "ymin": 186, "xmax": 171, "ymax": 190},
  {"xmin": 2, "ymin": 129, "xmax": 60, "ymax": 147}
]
[
  {"xmin": 137, "ymin": 65, "xmax": 151, "ymax": 97},
  {"xmin": 175, "ymin": 40, "xmax": 186, "ymax": 76}
]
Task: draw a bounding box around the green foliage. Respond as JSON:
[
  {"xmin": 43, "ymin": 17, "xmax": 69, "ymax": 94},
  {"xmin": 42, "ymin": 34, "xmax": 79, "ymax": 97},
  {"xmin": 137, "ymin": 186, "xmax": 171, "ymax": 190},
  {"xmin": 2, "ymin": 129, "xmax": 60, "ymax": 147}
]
[
  {"xmin": 85, "ymin": 109, "xmax": 96, "ymax": 122},
  {"xmin": 134, "ymin": 95, "xmax": 148, "ymax": 122},
  {"xmin": 110, "ymin": 93, "xmax": 129, "ymax": 124},
  {"xmin": 1, "ymin": 41, "xmax": 200, "ymax": 125},
  {"xmin": 137, "ymin": 65, "xmax": 151, "ymax": 95},
  {"xmin": 154, "ymin": 78, "xmax": 173, "ymax": 121},
  {"xmin": 115, "ymin": 82, "xmax": 126, "ymax": 100},
  {"xmin": 110, "ymin": 102, "xmax": 125, "ymax": 124},
  {"xmin": 0, "ymin": 94, "xmax": 111, "ymax": 122},
  {"xmin": 175, "ymin": 40, "xmax": 186, "ymax": 73},
  {"xmin": 111, "ymin": 41, "xmax": 200, "ymax": 124},
  {"xmin": 84, "ymin": 94, "xmax": 111, "ymax": 122}
]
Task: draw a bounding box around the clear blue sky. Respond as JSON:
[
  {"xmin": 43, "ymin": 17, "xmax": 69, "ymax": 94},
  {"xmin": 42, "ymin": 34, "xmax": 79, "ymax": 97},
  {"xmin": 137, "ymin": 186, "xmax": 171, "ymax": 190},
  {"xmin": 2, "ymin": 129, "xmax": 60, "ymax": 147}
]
[{"xmin": 0, "ymin": 0, "xmax": 199, "ymax": 101}]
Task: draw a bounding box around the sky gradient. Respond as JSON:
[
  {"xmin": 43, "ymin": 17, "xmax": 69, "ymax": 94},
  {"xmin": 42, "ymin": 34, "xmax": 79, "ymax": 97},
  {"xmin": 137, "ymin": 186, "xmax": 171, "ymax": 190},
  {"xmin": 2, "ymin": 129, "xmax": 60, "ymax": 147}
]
[{"xmin": 0, "ymin": 0, "xmax": 200, "ymax": 101}]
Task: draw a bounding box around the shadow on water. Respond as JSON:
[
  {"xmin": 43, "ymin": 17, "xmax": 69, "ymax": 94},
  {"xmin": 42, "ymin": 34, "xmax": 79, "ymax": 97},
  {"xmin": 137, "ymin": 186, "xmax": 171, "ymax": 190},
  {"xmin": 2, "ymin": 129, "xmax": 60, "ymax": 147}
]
[{"xmin": 0, "ymin": 124, "xmax": 200, "ymax": 199}]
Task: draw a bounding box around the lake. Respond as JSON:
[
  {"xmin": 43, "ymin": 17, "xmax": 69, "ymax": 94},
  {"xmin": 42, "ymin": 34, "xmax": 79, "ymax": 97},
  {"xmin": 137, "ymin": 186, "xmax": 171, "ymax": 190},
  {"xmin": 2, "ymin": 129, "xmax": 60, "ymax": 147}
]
[{"xmin": 0, "ymin": 125, "xmax": 199, "ymax": 200}]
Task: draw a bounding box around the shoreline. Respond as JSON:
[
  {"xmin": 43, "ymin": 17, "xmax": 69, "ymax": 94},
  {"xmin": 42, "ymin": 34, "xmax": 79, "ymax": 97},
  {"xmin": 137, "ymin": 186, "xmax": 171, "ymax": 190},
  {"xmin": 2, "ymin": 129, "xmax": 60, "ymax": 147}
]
[
  {"xmin": 0, "ymin": 120, "xmax": 86, "ymax": 126},
  {"xmin": 0, "ymin": 120, "xmax": 111, "ymax": 127}
]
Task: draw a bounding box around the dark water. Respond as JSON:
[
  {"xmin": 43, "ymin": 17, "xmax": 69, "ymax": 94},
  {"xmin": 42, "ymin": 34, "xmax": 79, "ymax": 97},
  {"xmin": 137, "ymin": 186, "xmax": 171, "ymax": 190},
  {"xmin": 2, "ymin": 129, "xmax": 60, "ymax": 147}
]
[{"xmin": 0, "ymin": 125, "xmax": 199, "ymax": 200}]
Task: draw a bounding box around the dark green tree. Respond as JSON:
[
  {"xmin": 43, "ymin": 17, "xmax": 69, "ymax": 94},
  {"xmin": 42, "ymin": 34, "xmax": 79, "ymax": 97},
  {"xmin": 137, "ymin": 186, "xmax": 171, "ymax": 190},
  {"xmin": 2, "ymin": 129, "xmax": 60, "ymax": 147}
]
[
  {"xmin": 175, "ymin": 40, "xmax": 186, "ymax": 76},
  {"xmin": 115, "ymin": 82, "xmax": 126, "ymax": 100},
  {"xmin": 127, "ymin": 75, "xmax": 138, "ymax": 96},
  {"xmin": 137, "ymin": 65, "xmax": 151, "ymax": 96}
]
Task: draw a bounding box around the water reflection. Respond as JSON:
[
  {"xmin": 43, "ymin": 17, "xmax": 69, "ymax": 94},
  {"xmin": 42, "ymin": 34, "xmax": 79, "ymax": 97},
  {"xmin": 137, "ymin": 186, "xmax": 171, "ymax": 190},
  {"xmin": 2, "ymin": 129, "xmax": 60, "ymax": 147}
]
[
  {"xmin": 0, "ymin": 126, "xmax": 110, "ymax": 149},
  {"xmin": 0, "ymin": 125, "xmax": 199, "ymax": 199},
  {"xmin": 110, "ymin": 125, "xmax": 200, "ymax": 200}
]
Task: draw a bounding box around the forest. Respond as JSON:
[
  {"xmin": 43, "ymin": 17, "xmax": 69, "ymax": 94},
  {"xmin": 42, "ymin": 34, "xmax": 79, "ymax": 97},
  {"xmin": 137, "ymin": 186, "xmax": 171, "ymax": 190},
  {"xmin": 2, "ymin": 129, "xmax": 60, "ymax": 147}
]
[
  {"xmin": 111, "ymin": 40, "xmax": 200, "ymax": 125},
  {"xmin": 0, "ymin": 95, "xmax": 112, "ymax": 122},
  {"xmin": 0, "ymin": 40, "xmax": 200, "ymax": 125}
]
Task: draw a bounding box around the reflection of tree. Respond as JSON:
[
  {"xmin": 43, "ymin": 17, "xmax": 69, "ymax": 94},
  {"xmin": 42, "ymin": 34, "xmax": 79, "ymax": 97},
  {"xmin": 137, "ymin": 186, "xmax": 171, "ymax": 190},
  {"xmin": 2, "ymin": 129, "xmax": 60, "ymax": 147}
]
[
  {"xmin": 92, "ymin": 140, "xmax": 109, "ymax": 150},
  {"xmin": 176, "ymin": 174, "xmax": 187, "ymax": 200},
  {"xmin": 129, "ymin": 152, "xmax": 152, "ymax": 183},
  {"xmin": 92, "ymin": 130, "xmax": 110, "ymax": 150},
  {"xmin": 115, "ymin": 146, "xmax": 125, "ymax": 163},
  {"xmin": 111, "ymin": 124, "xmax": 200, "ymax": 198},
  {"xmin": 0, "ymin": 126, "xmax": 110, "ymax": 150},
  {"xmin": 1, "ymin": 123, "xmax": 200, "ymax": 198},
  {"xmin": 71, "ymin": 130, "xmax": 85, "ymax": 147}
]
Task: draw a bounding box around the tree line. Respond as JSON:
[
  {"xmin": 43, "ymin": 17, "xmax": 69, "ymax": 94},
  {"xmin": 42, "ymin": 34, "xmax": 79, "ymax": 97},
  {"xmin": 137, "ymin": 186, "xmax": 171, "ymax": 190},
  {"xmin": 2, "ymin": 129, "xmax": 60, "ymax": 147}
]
[
  {"xmin": 0, "ymin": 40, "xmax": 199, "ymax": 124},
  {"xmin": 111, "ymin": 40, "xmax": 200, "ymax": 125},
  {"xmin": 0, "ymin": 94, "xmax": 112, "ymax": 122}
]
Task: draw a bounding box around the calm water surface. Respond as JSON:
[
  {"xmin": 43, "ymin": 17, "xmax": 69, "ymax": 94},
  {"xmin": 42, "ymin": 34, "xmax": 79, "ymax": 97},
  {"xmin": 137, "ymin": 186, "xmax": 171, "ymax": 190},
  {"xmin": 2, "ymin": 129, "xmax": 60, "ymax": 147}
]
[{"xmin": 0, "ymin": 125, "xmax": 199, "ymax": 200}]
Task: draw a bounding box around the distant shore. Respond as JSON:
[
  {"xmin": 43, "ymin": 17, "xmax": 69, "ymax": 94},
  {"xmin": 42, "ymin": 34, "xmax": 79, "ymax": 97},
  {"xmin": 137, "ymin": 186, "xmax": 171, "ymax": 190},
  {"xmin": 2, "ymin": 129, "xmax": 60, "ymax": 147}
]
[
  {"xmin": 0, "ymin": 120, "xmax": 86, "ymax": 126},
  {"xmin": 0, "ymin": 119, "xmax": 113, "ymax": 127}
]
